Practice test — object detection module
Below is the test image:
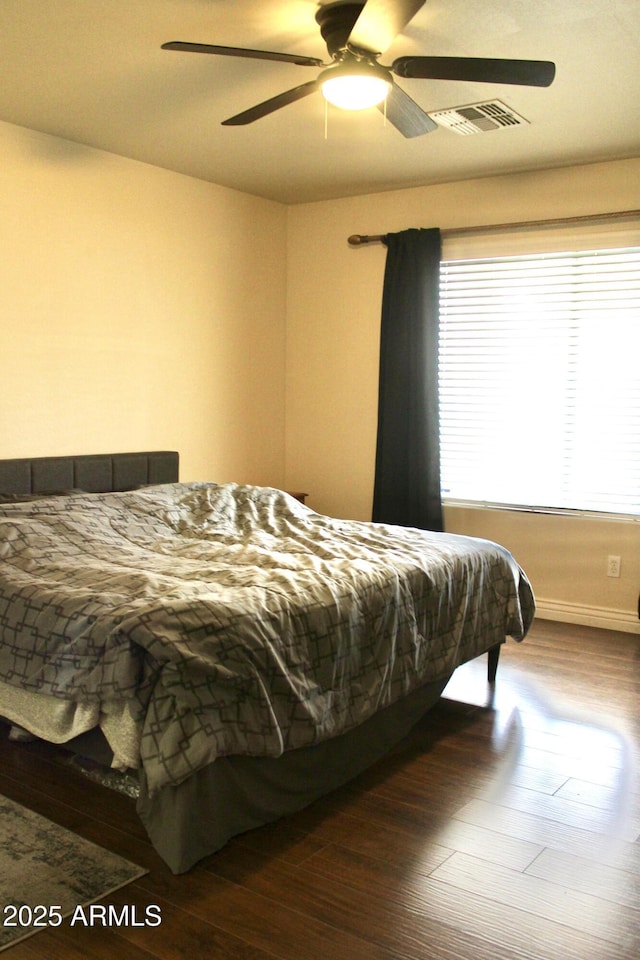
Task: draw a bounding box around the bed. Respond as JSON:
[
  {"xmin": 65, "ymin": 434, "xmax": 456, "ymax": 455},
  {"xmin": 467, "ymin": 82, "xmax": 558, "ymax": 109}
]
[{"xmin": 0, "ymin": 451, "xmax": 535, "ymax": 873}]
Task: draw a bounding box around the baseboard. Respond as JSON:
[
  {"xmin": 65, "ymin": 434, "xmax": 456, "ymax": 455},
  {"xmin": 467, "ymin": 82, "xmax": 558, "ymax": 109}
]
[{"xmin": 535, "ymin": 598, "xmax": 640, "ymax": 634}]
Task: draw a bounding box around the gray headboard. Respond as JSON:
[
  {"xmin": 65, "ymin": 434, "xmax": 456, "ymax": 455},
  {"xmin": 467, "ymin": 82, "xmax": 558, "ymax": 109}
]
[{"xmin": 0, "ymin": 451, "xmax": 179, "ymax": 495}]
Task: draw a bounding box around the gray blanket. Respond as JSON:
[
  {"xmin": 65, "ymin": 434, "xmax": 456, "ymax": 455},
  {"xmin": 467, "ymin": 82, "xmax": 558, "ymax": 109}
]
[{"xmin": 0, "ymin": 483, "xmax": 534, "ymax": 794}]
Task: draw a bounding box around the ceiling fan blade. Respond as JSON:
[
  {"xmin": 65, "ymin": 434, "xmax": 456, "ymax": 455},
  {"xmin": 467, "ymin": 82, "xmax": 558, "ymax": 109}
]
[
  {"xmin": 221, "ymin": 80, "xmax": 321, "ymax": 126},
  {"xmin": 348, "ymin": 0, "xmax": 426, "ymax": 54},
  {"xmin": 377, "ymin": 84, "xmax": 437, "ymax": 137},
  {"xmin": 161, "ymin": 41, "xmax": 323, "ymax": 68},
  {"xmin": 392, "ymin": 56, "xmax": 556, "ymax": 87}
]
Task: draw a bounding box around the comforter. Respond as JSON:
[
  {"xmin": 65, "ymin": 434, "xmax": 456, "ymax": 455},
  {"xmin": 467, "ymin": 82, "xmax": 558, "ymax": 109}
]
[{"xmin": 0, "ymin": 482, "xmax": 534, "ymax": 795}]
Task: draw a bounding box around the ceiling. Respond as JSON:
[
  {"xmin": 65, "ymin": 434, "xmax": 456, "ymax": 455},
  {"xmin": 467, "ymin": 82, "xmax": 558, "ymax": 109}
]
[{"xmin": 1, "ymin": 0, "xmax": 638, "ymax": 204}]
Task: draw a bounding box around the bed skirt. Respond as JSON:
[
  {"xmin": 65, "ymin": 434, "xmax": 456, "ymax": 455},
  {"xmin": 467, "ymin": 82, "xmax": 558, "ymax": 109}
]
[{"xmin": 136, "ymin": 675, "xmax": 449, "ymax": 873}]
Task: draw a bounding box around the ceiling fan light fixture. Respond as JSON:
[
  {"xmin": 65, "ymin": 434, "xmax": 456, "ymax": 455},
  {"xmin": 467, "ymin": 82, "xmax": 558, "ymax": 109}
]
[{"xmin": 319, "ymin": 59, "xmax": 392, "ymax": 111}]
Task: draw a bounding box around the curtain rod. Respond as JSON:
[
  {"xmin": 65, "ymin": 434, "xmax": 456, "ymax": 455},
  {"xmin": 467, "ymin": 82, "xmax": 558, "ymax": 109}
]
[{"xmin": 347, "ymin": 209, "xmax": 640, "ymax": 246}]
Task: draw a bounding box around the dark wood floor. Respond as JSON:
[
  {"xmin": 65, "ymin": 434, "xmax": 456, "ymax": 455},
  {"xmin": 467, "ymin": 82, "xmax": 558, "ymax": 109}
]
[{"xmin": 2, "ymin": 619, "xmax": 639, "ymax": 959}]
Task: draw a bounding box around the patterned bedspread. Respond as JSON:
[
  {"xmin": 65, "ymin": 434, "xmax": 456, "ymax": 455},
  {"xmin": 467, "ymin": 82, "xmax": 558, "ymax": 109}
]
[{"xmin": 0, "ymin": 482, "xmax": 534, "ymax": 794}]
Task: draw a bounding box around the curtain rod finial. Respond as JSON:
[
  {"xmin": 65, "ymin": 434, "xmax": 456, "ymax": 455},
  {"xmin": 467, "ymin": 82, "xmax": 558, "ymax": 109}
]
[{"xmin": 348, "ymin": 233, "xmax": 384, "ymax": 246}]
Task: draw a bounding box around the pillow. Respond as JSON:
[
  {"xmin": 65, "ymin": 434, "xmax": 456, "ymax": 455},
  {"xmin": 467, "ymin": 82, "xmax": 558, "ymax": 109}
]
[{"xmin": 0, "ymin": 489, "xmax": 86, "ymax": 503}]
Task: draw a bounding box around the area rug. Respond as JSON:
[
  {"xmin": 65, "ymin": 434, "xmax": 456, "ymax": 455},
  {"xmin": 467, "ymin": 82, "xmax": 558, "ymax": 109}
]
[{"xmin": 0, "ymin": 794, "xmax": 147, "ymax": 951}]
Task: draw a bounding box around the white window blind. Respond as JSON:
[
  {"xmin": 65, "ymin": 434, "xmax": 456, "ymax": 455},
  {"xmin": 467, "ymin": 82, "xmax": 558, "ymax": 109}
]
[{"xmin": 438, "ymin": 240, "xmax": 640, "ymax": 517}]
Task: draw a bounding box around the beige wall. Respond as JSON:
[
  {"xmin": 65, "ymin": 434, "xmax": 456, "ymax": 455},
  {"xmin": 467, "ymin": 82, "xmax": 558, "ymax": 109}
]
[
  {"xmin": 1, "ymin": 120, "xmax": 287, "ymax": 487},
  {"xmin": 285, "ymin": 158, "xmax": 640, "ymax": 632}
]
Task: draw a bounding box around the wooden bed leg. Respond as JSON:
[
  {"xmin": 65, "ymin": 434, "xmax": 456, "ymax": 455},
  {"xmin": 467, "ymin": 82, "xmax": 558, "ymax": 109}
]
[{"xmin": 487, "ymin": 643, "xmax": 502, "ymax": 684}]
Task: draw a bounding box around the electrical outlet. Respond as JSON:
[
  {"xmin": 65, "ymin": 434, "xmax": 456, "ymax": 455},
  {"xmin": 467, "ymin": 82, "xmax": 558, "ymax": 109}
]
[{"xmin": 607, "ymin": 555, "xmax": 621, "ymax": 578}]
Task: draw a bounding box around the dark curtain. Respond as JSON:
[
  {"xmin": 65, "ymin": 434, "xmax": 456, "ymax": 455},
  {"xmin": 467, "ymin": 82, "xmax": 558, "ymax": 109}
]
[{"xmin": 372, "ymin": 227, "xmax": 443, "ymax": 531}]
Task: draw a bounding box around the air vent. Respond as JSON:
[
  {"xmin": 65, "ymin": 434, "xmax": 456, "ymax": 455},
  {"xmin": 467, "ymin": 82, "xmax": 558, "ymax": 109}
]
[{"xmin": 431, "ymin": 100, "xmax": 529, "ymax": 135}]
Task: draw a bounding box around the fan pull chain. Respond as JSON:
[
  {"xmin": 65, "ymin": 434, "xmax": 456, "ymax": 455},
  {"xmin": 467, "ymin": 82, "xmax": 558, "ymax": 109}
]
[{"xmin": 324, "ymin": 99, "xmax": 329, "ymax": 140}]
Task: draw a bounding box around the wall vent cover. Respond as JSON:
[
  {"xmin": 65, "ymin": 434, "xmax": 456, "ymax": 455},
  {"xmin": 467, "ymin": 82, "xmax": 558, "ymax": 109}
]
[{"xmin": 431, "ymin": 100, "xmax": 529, "ymax": 135}]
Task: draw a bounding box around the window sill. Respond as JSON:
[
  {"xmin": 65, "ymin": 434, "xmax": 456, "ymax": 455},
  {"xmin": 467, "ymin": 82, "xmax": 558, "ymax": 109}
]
[{"xmin": 442, "ymin": 499, "xmax": 640, "ymax": 523}]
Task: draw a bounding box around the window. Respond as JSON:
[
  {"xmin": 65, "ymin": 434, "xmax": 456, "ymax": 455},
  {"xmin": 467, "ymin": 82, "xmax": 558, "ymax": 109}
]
[{"xmin": 438, "ymin": 229, "xmax": 640, "ymax": 518}]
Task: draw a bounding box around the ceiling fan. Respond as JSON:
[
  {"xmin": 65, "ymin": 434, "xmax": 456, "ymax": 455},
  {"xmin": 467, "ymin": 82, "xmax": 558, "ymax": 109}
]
[{"xmin": 162, "ymin": 0, "xmax": 555, "ymax": 138}]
